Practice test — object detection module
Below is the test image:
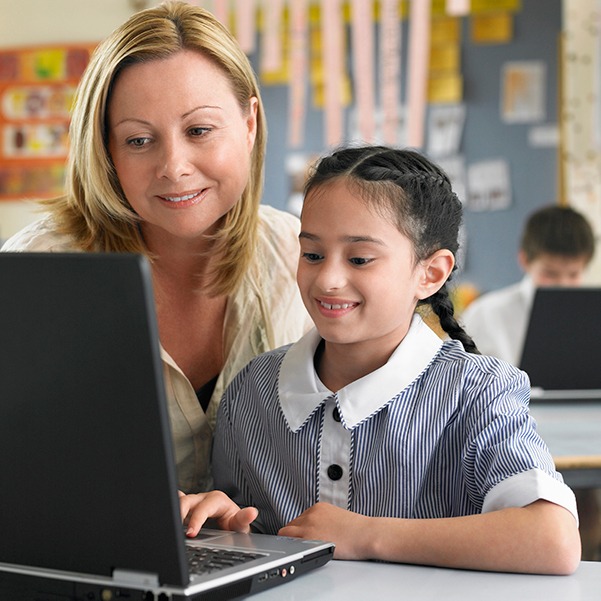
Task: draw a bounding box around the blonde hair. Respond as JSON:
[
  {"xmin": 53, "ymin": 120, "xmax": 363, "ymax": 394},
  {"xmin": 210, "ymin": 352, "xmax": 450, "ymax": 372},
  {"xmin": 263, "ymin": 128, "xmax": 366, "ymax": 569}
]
[{"xmin": 46, "ymin": 0, "xmax": 266, "ymax": 295}]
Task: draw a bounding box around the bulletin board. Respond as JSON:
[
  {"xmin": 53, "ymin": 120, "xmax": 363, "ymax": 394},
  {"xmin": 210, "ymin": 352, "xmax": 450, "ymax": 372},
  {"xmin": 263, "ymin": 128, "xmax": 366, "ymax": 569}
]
[{"xmin": 0, "ymin": 45, "xmax": 94, "ymax": 201}]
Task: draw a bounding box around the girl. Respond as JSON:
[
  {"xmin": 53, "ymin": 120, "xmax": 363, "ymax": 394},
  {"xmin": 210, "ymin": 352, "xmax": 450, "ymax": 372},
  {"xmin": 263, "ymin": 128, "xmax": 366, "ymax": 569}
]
[{"xmin": 180, "ymin": 146, "xmax": 581, "ymax": 574}]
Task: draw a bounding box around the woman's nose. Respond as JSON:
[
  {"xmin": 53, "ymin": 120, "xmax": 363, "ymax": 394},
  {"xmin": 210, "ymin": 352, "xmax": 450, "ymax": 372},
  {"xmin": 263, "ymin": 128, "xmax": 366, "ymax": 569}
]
[{"xmin": 156, "ymin": 139, "xmax": 193, "ymax": 180}]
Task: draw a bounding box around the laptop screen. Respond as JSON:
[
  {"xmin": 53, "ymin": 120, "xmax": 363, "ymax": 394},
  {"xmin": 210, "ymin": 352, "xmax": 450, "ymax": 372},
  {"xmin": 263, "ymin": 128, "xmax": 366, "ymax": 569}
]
[
  {"xmin": 519, "ymin": 287, "xmax": 601, "ymax": 391},
  {"xmin": 0, "ymin": 253, "xmax": 189, "ymax": 586}
]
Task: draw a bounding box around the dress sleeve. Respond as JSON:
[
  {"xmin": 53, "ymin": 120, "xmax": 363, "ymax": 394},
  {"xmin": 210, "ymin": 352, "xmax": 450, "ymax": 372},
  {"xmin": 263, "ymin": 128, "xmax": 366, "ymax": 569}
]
[{"xmin": 463, "ymin": 365, "xmax": 578, "ymax": 522}]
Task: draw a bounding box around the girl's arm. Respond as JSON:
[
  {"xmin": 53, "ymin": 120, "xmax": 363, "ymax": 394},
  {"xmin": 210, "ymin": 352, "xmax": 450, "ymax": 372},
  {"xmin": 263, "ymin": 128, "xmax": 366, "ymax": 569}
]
[{"xmin": 278, "ymin": 499, "xmax": 580, "ymax": 575}]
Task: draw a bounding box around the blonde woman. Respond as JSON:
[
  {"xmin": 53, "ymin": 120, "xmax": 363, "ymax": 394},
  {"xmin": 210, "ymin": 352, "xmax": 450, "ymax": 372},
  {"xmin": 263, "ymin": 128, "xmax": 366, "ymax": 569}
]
[{"xmin": 1, "ymin": 1, "xmax": 310, "ymax": 492}]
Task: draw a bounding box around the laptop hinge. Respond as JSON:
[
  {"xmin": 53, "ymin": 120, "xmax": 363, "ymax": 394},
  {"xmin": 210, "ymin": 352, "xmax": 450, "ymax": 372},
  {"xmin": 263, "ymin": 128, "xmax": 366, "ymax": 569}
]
[{"xmin": 112, "ymin": 569, "xmax": 160, "ymax": 588}]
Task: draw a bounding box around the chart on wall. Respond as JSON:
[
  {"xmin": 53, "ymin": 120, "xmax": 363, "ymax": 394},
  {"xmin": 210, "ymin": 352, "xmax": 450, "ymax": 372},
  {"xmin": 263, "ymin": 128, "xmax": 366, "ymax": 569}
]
[{"xmin": 0, "ymin": 45, "xmax": 94, "ymax": 201}]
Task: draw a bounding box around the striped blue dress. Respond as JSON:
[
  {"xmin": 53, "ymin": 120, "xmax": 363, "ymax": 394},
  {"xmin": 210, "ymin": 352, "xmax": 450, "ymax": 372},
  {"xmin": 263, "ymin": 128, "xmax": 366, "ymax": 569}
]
[{"xmin": 212, "ymin": 315, "xmax": 577, "ymax": 534}]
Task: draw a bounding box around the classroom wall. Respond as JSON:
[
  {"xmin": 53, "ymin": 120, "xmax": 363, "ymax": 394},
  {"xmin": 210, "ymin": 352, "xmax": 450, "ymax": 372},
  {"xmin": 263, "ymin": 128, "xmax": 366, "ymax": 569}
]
[
  {"xmin": 257, "ymin": 0, "xmax": 563, "ymax": 294},
  {"xmin": 0, "ymin": 1, "xmax": 573, "ymax": 294}
]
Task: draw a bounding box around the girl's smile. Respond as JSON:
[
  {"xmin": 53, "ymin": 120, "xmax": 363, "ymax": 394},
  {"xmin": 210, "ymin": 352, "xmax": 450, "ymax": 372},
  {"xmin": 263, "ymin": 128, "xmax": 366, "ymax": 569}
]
[
  {"xmin": 298, "ymin": 178, "xmax": 430, "ymax": 364},
  {"xmin": 315, "ymin": 297, "xmax": 360, "ymax": 316}
]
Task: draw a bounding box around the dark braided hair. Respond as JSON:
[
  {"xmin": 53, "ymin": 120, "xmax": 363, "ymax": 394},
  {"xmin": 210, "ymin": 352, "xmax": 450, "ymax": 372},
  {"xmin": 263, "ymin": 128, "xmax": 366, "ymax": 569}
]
[{"xmin": 304, "ymin": 145, "xmax": 480, "ymax": 354}]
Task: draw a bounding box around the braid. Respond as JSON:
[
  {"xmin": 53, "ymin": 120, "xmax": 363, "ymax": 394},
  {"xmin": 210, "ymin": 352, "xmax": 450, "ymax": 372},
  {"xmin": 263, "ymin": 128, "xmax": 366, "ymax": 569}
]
[{"xmin": 423, "ymin": 288, "xmax": 480, "ymax": 354}]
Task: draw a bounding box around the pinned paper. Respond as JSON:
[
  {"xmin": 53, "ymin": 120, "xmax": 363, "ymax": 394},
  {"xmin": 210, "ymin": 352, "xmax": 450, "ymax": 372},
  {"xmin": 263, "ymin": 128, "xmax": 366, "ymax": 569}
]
[
  {"xmin": 445, "ymin": 0, "xmax": 470, "ymax": 16},
  {"xmin": 211, "ymin": 0, "xmax": 229, "ymax": 27},
  {"xmin": 466, "ymin": 159, "xmax": 512, "ymax": 212},
  {"xmin": 235, "ymin": 0, "xmax": 256, "ymax": 54},
  {"xmin": 427, "ymin": 104, "xmax": 466, "ymax": 157},
  {"xmin": 428, "ymin": 72, "xmax": 463, "ymax": 103},
  {"xmin": 380, "ymin": 0, "xmax": 402, "ymax": 144},
  {"xmin": 471, "ymin": 12, "xmax": 513, "ymax": 44},
  {"xmin": 471, "ymin": 0, "xmax": 521, "ymax": 13},
  {"xmin": 501, "ymin": 61, "xmax": 546, "ymax": 123},
  {"xmin": 350, "ymin": 0, "xmax": 376, "ymax": 142},
  {"xmin": 261, "ymin": 0, "xmax": 284, "ymax": 74},
  {"xmin": 321, "ymin": 0, "xmax": 345, "ymax": 147},
  {"xmin": 288, "ymin": 0, "xmax": 308, "ymax": 147},
  {"xmin": 407, "ymin": 0, "xmax": 432, "ymax": 149}
]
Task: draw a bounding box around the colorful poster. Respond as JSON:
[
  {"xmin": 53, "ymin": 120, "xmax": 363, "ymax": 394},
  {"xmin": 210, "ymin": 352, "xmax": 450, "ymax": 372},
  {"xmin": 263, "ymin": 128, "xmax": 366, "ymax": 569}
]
[{"xmin": 0, "ymin": 45, "xmax": 94, "ymax": 201}]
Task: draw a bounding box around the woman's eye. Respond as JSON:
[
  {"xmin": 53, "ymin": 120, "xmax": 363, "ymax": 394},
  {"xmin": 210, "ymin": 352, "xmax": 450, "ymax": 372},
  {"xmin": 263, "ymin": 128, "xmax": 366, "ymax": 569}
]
[
  {"xmin": 350, "ymin": 257, "xmax": 371, "ymax": 266},
  {"xmin": 189, "ymin": 126, "xmax": 211, "ymax": 137},
  {"xmin": 127, "ymin": 137, "xmax": 150, "ymax": 148},
  {"xmin": 302, "ymin": 252, "xmax": 323, "ymax": 262}
]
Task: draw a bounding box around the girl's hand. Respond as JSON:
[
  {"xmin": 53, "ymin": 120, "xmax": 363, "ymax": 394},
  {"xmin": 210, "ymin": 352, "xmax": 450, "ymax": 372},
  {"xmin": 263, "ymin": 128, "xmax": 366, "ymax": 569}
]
[
  {"xmin": 278, "ymin": 502, "xmax": 371, "ymax": 560},
  {"xmin": 178, "ymin": 490, "xmax": 258, "ymax": 537}
]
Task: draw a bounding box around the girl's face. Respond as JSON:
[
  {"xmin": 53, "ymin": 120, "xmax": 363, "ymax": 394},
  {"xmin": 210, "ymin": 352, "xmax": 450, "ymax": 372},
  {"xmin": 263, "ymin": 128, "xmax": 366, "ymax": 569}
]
[
  {"xmin": 298, "ymin": 179, "xmax": 434, "ymax": 358},
  {"xmin": 107, "ymin": 50, "xmax": 257, "ymax": 247}
]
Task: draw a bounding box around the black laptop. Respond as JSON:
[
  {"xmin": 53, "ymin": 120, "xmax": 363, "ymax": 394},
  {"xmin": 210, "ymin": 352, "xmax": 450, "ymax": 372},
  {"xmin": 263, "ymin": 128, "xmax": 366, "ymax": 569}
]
[
  {"xmin": 0, "ymin": 252, "xmax": 333, "ymax": 601},
  {"xmin": 519, "ymin": 287, "xmax": 601, "ymax": 400}
]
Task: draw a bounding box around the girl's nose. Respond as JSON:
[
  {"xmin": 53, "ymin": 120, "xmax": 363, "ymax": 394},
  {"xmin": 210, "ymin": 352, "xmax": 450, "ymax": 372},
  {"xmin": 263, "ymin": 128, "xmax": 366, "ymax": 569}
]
[{"xmin": 315, "ymin": 260, "xmax": 346, "ymax": 292}]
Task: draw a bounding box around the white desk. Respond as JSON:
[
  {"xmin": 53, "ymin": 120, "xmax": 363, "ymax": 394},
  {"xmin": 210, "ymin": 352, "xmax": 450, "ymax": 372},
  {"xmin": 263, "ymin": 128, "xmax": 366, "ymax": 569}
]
[
  {"xmin": 529, "ymin": 401, "xmax": 601, "ymax": 488},
  {"xmin": 255, "ymin": 560, "xmax": 601, "ymax": 600}
]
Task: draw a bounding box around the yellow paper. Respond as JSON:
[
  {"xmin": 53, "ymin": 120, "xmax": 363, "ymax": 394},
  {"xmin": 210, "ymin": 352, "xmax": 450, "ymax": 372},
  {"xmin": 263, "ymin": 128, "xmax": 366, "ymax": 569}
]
[
  {"xmin": 430, "ymin": 44, "xmax": 460, "ymax": 72},
  {"xmin": 471, "ymin": 0, "xmax": 521, "ymax": 13},
  {"xmin": 471, "ymin": 12, "xmax": 513, "ymax": 44},
  {"xmin": 431, "ymin": 16, "xmax": 461, "ymax": 45},
  {"xmin": 22, "ymin": 49, "xmax": 65, "ymax": 81},
  {"xmin": 428, "ymin": 73, "xmax": 463, "ymax": 104}
]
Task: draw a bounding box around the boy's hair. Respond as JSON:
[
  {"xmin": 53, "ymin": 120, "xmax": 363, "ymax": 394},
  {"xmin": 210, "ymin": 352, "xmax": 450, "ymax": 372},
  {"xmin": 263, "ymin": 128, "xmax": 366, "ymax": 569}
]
[
  {"xmin": 43, "ymin": 0, "xmax": 266, "ymax": 296},
  {"xmin": 304, "ymin": 145, "xmax": 479, "ymax": 354},
  {"xmin": 520, "ymin": 205, "xmax": 595, "ymax": 263}
]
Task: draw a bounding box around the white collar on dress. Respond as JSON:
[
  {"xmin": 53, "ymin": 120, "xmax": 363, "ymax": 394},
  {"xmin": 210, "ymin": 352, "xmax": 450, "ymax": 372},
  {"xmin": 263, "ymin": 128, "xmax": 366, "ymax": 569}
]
[{"xmin": 278, "ymin": 313, "xmax": 444, "ymax": 432}]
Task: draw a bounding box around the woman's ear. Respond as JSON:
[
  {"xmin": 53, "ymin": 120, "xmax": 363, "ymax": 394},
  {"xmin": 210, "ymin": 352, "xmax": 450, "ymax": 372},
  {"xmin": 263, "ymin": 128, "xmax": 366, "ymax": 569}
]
[
  {"xmin": 246, "ymin": 97, "xmax": 259, "ymax": 152},
  {"xmin": 417, "ymin": 249, "xmax": 455, "ymax": 300}
]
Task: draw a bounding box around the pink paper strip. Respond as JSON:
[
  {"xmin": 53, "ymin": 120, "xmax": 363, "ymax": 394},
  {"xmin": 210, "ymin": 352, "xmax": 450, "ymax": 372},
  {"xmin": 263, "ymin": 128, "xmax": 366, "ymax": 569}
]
[
  {"xmin": 288, "ymin": 0, "xmax": 308, "ymax": 147},
  {"xmin": 235, "ymin": 0, "xmax": 256, "ymax": 54},
  {"xmin": 380, "ymin": 0, "xmax": 402, "ymax": 144},
  {"xmin": 322, "ymin": 0, "xmax": 344, "ymax": 147},
  {"xmin": 212, "ymin": 0, "xmax": 229, "ymax": 28},
  {"xmin": 407, "ymin": 0, "xmax": 432, "ymax": 149},
  {"xmin": 351, "ymin": 0, "xmax": 376, "ymax": 142},
  {"xmin": 262, "ymin": 0, "xmax": 284, "ymax": 74}
]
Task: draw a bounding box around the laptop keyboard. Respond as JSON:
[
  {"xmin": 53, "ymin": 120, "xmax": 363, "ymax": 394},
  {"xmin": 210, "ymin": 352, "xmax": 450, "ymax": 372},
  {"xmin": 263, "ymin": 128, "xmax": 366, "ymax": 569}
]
[{"xmin": 186, "ymin": 545, "xmax": 267, "ymax": 575}]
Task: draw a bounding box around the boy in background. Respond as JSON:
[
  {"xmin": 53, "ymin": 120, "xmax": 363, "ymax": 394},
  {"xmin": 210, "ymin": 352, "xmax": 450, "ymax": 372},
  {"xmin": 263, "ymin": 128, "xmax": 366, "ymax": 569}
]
[{"xmin": 461, "ymin": 205, "xmax": 595, "ymax": 366}]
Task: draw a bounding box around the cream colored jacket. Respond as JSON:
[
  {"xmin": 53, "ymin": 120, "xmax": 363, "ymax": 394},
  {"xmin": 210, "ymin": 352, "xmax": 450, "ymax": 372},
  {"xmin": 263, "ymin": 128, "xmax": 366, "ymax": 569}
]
[{"xmin": 2, "ymin": 205, "xmax": 311, "ymax": 492}]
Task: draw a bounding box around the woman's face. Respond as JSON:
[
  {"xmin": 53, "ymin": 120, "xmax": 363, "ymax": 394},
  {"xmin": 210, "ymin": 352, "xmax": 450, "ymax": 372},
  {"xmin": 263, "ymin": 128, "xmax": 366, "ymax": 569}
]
[{"xmin": 107, "ymin": 50, "xmax": 257, "ymax": 247}]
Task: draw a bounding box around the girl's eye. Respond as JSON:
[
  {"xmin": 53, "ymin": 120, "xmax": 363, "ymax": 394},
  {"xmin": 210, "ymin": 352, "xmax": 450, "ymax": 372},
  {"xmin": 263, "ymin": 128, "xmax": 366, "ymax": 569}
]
[
  {"xmin": 302, "ymin": 252, "xmax": 323, "ymax": 262},
  {"xmin": 350, "ymin": 257, "xmax": 372, "ymax": 266}
]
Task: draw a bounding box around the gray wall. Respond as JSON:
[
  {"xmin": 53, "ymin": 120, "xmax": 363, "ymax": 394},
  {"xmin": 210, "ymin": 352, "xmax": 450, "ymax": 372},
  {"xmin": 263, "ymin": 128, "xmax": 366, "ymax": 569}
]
[{"xmin": 254, "ymin": 0, "xmax": 561, "ymax": 294}]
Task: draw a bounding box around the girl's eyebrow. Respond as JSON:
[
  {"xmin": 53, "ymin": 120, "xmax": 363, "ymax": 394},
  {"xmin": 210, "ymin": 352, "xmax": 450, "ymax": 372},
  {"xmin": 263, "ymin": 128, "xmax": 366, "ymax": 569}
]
[{"xmin": 299, "ymin": 231, "xmax": 385, "ymax": 245}]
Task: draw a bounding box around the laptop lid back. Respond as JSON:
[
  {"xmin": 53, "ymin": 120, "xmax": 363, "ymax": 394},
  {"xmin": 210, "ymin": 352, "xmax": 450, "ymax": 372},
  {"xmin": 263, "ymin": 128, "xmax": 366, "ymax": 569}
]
[
  {"xmin": 0, "ymin": 253, "xmax": 189, "ymax": 587},
  {"xmin": 519, "ymin": 287, "xmax": 601, "ymax": 391}
]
